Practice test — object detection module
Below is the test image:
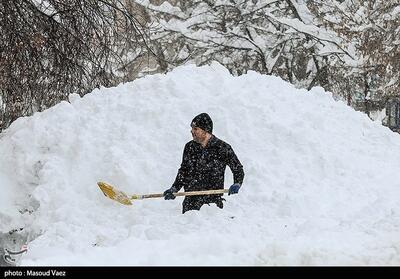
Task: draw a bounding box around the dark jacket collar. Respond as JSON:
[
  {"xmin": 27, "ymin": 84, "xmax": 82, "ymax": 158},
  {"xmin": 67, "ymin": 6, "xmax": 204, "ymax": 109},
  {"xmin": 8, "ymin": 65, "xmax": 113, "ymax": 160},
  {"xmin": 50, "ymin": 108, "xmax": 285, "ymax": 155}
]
[
  {"xmin": 206, "ymin": 134, "xmax": 217, "ymax": 147},
  {"xmin": 203, "ymin": 134, "xmax": 217, "ymax": 149},
  {"xmin": 193, "ymin": 134, "xmax": 216, "ymax": 149}
]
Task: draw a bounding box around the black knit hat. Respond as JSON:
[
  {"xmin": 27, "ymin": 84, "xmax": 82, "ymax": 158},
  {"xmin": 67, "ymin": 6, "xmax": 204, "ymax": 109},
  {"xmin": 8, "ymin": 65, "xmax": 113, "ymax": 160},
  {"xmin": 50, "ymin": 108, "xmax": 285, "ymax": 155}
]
[{"xmin": 191, "ymin": 113, "xmax": 213, "ymax": 133}]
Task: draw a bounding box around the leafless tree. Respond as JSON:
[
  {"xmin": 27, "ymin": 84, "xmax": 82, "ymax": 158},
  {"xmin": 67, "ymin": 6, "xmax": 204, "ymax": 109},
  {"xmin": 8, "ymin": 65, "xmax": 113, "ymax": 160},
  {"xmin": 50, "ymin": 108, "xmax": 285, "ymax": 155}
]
[
  {"xmin": 135, "ymin": 0, "xmax": 352, "ymax": 94},
  {"xmin": 311, "ymin": 0, "xmax": 399, "ymax": 114},
  {"xmin": 0, "ymin": 0, "xmax": 151, "ymax": 131}
]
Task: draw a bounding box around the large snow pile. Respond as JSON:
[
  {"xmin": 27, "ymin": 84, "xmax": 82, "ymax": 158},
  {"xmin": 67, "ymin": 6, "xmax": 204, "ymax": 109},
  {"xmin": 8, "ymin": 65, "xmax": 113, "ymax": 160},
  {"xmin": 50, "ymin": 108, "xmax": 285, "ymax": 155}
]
[{"xmin": 1, "ymin": 62, "xmax": 400, "ymax": 265}]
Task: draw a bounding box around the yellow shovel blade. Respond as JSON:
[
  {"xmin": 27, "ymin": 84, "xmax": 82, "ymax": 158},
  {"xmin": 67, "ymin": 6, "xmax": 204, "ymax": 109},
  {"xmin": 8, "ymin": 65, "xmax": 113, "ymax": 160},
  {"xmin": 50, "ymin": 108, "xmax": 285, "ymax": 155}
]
[{"xmin": 98, "ymin": 182, "xmax": 132, "ymax": 205}]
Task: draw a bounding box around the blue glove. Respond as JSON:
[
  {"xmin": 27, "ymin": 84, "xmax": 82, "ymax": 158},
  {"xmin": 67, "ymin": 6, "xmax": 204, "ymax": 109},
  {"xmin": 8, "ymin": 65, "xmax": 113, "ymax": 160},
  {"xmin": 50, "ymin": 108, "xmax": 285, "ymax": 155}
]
[
  {"xmin": 228, "ymin": 183, "xmax": 241, "ymax": 195},
  {"xmin": 163, "ymin": 187, "xmax": 176, "ymax": 200}
]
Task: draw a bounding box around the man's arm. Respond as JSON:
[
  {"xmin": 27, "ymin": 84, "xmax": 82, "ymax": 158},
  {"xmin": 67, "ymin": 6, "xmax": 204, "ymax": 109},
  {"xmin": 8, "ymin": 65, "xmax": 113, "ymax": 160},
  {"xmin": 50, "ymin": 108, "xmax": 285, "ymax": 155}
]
[
  {"xmin": 171, "ymin": 143, "xmax": 192, "ymax": 192},
  {"xmin": 226, "ymin": 145, "xmax": 244, "ymax": 185}
]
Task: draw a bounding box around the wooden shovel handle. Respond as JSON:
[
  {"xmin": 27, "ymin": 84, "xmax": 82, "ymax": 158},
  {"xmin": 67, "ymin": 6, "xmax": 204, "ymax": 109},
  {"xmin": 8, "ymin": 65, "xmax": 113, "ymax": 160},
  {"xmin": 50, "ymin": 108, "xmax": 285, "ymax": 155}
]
[{"xmin": 133, "ymin": 189, "xmax": 229, "ymax": 200}]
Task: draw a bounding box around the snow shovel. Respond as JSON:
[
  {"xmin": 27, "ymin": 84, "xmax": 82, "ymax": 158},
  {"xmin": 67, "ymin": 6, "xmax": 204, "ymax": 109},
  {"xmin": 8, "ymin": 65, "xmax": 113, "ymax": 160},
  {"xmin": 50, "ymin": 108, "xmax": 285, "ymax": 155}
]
[{"xmin": 98, "ymin": 181, "xmax": 229, "ymax": 206}]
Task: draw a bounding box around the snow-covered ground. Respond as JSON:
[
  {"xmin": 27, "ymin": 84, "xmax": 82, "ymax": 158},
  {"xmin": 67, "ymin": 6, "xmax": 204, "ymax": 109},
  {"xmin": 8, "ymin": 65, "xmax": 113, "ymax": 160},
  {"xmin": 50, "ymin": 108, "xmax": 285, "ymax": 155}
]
[{"xmin": 1, "ymin": 62, "xmax": 400, "ymax": 266}]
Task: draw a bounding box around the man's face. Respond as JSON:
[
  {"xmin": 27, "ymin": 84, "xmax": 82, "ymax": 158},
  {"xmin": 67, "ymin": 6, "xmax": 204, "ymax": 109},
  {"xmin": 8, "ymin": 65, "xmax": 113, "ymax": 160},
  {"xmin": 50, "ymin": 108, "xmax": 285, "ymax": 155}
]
[{"xmin": 191, "ymin": 126, "xmax": 207, "ymax": 143}]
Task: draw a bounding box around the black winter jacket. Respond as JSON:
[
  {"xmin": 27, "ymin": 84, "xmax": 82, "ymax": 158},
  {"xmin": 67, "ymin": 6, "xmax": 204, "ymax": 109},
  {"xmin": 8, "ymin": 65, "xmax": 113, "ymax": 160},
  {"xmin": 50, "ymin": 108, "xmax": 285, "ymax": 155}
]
[{"xmin": 172, "ymin": 135, "xmax": 244, "ymax": 194}]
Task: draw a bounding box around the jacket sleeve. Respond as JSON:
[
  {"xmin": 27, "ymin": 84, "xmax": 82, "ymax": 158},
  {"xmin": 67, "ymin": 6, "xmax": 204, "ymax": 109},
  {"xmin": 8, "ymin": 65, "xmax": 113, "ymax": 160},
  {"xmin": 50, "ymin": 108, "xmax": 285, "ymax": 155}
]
[
  {"xmin": 226, "ymin": 145, "xmax": 245, "ymax": 185},
  {"xmin": 171, "ymin": 143, "xmax": 191, "ymax": 192}
]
